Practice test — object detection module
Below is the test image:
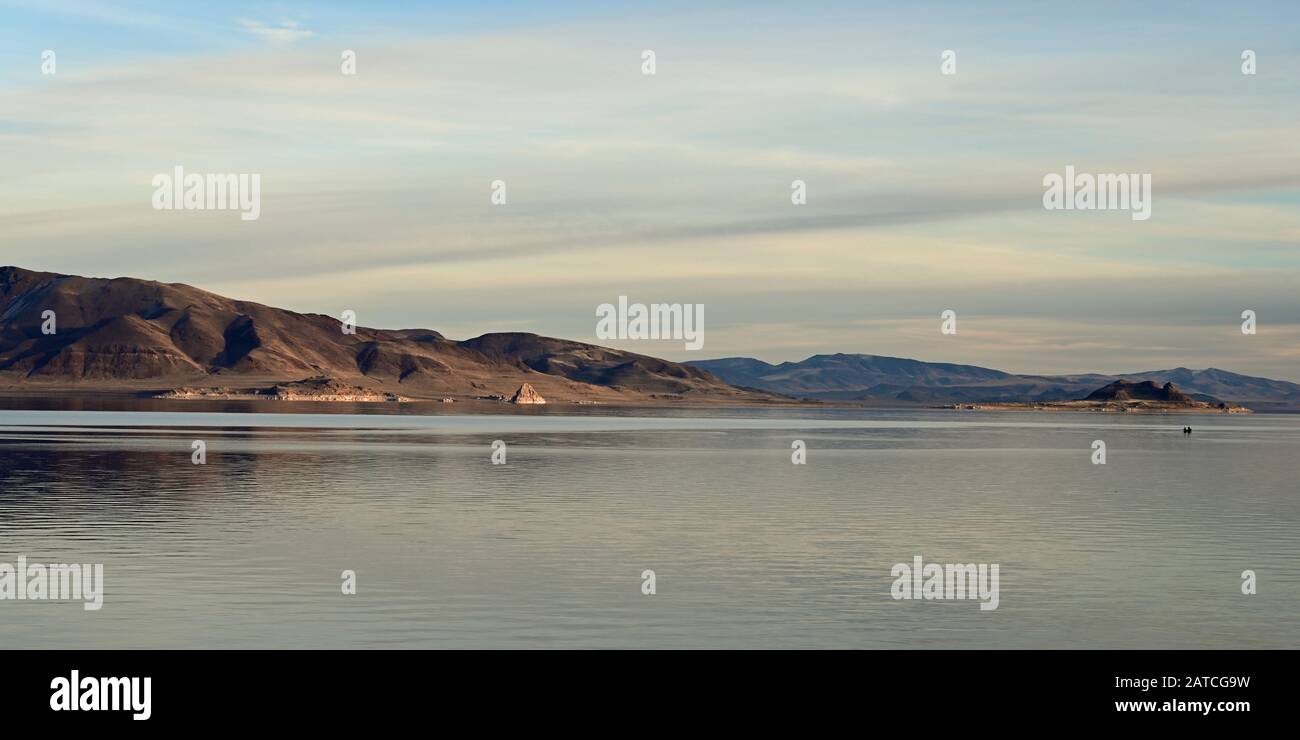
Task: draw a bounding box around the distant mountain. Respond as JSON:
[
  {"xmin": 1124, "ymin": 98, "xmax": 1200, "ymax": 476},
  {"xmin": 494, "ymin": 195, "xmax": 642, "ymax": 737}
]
[
  {"xmin": 1115, "ymin": 367, "xmax": 1300, "ymax": 405},
  {"xmin": 689, "ymin": 353, "xmax": 1300, "ymax": 410},
  {"xmin": 0, "ymin": 266, "xmax": 777, "ymax": 404},
  {"xmin": 696, "ymin": 354, "xmax": 1014, "ymax": 396}
]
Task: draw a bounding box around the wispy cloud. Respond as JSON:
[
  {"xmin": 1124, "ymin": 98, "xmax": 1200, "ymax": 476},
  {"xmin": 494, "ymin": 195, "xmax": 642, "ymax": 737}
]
[
  {"xmin": 237, "ymin": 18, "xmax": 313, "ymax": 44},
  {"xmin": 2, "ymin": 2, "xmax": 1298, "ymax": 379}
]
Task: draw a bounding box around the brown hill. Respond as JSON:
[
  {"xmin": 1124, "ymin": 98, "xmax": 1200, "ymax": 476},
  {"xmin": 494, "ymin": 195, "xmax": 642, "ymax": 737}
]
[
  {"xmin": 1082, "ymin": 380, "xmax": 1200, "ymax": 404},
  {"xmin": 0, "ymin": 266, "xmax": 778, "ymax": 405}
]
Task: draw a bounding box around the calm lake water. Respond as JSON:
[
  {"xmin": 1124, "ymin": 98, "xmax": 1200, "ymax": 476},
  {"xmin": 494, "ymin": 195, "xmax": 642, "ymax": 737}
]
[{"xmin": 1, "ymin": 405, "xmax": 1297, "ymax": 649}]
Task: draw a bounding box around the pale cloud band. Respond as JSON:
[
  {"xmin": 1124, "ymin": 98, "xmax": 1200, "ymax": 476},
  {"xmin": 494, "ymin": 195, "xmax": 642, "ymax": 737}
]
[{"xmin": 1, "ymin": 2, "xmax": 1297, "ymax": 379}]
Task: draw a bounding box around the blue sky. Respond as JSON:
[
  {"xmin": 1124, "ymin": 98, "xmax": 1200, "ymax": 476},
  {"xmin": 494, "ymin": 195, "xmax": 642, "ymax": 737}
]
[{"xmin": 2, "ymin": 1, "xmax": 1298, "ymax": 379}]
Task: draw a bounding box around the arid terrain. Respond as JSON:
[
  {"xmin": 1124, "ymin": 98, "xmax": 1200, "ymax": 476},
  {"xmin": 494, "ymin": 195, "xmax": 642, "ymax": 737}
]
[
  {"xmin": 0, "ymin": 266, "xmax": 786, "ymax": 406},
  {"xmin": 4, "ymin": 266, "xmax": 1292, "ymax": 412}
]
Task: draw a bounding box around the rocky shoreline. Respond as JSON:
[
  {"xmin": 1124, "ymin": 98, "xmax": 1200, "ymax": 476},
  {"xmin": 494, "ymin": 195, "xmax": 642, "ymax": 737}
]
[
  {"xmin": 153, "ymin": 377, "xmax": 556, "ymax": 405},
  {"xmin": 155, "ymin": 380, "xmax": 412, "ymax": 403}
]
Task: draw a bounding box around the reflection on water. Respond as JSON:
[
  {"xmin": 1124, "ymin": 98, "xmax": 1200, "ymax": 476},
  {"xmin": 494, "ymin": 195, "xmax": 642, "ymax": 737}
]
[{"xmin": 1, "ymin": 407, "xmax": 1297, "ymax": 648}]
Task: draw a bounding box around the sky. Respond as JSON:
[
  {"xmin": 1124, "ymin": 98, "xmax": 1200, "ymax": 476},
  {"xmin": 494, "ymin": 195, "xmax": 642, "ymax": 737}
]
[{"xmin": 2, "ymin": 1, "xmax": 1298, "ymax": 380}]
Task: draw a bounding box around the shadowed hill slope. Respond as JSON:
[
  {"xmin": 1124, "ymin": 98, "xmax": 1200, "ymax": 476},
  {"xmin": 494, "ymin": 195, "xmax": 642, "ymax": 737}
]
[{"xmin": 0, "ymin": 266, "xmax": 778, "ymax": 404}]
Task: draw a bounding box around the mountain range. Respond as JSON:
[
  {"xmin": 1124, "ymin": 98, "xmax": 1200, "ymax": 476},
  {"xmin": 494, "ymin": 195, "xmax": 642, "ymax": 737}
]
[
  {"xmin": 0, "ymin": 266, "xmax": 775, "ymax": 405},
  {"xmin": 4, "ymin": 266, "xmax": 1296, "ymax": 411},
  {"xmin": 687, "ymin": 354, "xmax": 1300, "ymax": 411}
]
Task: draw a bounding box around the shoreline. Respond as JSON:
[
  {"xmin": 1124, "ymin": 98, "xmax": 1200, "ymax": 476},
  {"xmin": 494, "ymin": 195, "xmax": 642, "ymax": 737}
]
[
  {"xmin": 0, "ymin": 387, "xmax": 823, "ymax": 414},
  {"xmin": 0, "ymin": 390, "xmax": 1293, "ymax": 415}
]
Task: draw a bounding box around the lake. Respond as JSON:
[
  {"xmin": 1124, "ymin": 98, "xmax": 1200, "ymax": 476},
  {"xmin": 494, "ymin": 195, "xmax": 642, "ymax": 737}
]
[{"xmin": 1, "ymin": 405, "xmax": 1296, "ymax": 648}]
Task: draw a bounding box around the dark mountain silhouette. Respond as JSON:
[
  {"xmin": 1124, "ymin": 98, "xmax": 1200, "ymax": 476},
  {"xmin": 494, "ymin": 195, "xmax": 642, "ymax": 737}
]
[
  {"xmin": 694, "ymin": 354, "xmax": 1014, "ymax": 395},
  {"xmin": 1116, "ymin": 367, "xmax": 1299, "ymax": 405},
  {"xmin": 690, "ymin": 353, "xmax": 1300, "ymax": 410},
  {"xmin": 1082, "ymin": 380, "xmax": 1199, "ymax": 404},
  {"xmin": 0, "ymin": 266, "xmax": 777, "ymax": 404}
]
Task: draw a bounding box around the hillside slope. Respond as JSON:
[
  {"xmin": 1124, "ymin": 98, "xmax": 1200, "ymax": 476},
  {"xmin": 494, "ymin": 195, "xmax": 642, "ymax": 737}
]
[{"xmin": 0, "ymin": 266, "xmax": 776, "ymax": 404}]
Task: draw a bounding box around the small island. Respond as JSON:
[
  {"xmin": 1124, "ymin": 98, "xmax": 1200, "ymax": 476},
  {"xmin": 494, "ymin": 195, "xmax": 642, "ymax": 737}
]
[{"xmin": 941, "ymin": 380, "xmax": 1251, "ymax": 413}]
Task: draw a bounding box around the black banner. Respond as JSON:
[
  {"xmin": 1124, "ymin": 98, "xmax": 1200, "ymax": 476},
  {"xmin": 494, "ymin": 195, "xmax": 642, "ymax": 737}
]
[{"xmin": 1, "ymin": 650, "xmax": 1286, "ymax": 728}]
